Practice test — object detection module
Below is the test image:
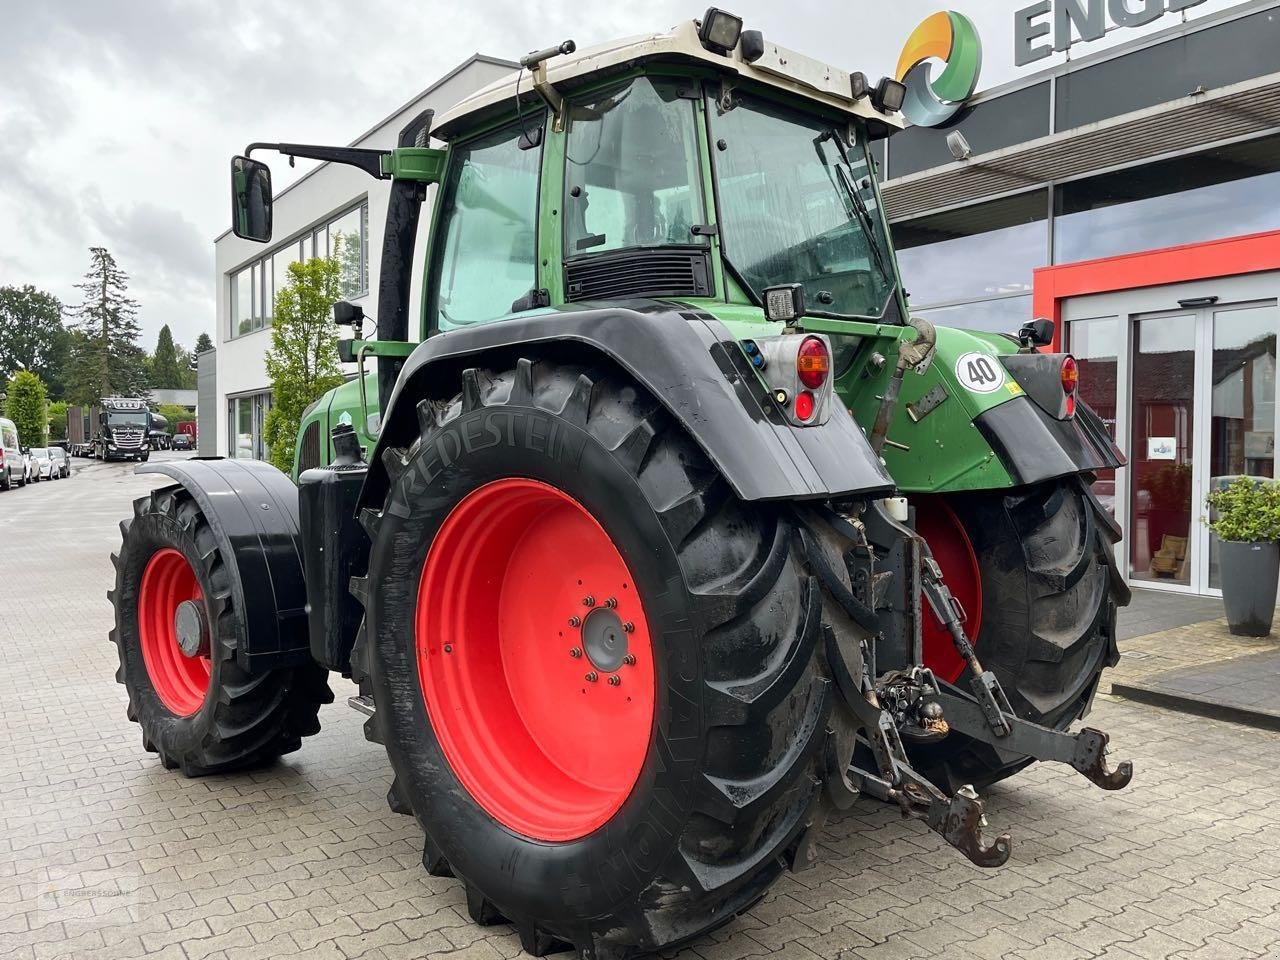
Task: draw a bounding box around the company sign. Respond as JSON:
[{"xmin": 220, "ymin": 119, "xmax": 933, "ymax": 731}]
[
  {"xmin": 1014, "ymin": 0, "xmax": 1209, "ymax": 66},
  {"xmin": 895, "ymin": 11, "xmax": 983, "ymax": 127}
]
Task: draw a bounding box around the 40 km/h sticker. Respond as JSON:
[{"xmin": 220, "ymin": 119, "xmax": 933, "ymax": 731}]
[{"xmin": 954, "ymin": 352, "xmax": 1006, "ymax": 394}]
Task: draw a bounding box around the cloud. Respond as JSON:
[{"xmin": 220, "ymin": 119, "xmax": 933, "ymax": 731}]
[{"xmin": 0, "ymin": 0, "xmax": 1247, "ymax": 359}]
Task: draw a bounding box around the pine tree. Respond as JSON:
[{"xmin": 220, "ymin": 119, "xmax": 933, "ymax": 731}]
[
  {"xmin": 149, "ymin": 324, "xmax": 184, "ymax": 389},
  {"xmin": 194, "ymin": 332, "xmax": 213, "ymax": 354},
  {"xmin": 68, "ymin": 247, "xmax": 149, "ymax": 402}
]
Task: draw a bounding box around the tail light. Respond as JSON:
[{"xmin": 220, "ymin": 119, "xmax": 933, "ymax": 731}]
[
  {"xmin": 743, "ymin": 333, "xmax": 836, "ymax": 427},
  {"xmin": 1061, "ymin": 355, "xmax": 1079, "ymax": 417},
  {"xmin": 796, "ymin": 336, "xmax": 830, "ymax": 389}
]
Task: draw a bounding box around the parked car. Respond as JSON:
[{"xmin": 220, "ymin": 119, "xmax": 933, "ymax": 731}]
[
  {"xmin": 47, "ymin": 445, "xmax": 70, "ymax": 478},
  {"xmin": 28, "ymin": 447, "xmax": 56, "ymax": 482},
  {"xmin": 171, "ymin": 432, "xmax": 193, "ymax": 451},
  {"xmin": 0, "ymin": 418, "xmax": 26, "ymax": 490}
]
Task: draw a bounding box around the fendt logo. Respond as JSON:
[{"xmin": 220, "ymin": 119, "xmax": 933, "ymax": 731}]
[{"xmin": 895, "ymin": 10, "xmax": 983, "ymax": 128}]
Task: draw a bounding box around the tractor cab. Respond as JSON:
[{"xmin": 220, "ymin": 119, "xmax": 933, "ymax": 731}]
[{"xmin": 423, "ymin": 15, "xmax": 906, "ymax": 336}]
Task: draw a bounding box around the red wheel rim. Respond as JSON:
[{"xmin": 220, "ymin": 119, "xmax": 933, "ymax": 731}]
[
  {"xmin": 914, "ymin": 498, "xmax": 982, "ymax": 684},
  {"xmin": 416, "ymin": 478, "xmax": 656, "ymax": 842},
  {"xmin": 138, "ymin": 548, "xmax": 211, "ymax": 716}
]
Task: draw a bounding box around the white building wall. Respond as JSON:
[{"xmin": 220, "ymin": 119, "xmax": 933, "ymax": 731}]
[{"xmin": 212, "ymin": 55, "xmax": 515, "ymax": 458}]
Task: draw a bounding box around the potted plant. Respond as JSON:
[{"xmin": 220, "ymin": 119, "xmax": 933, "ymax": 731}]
[{"xmin": 1204, "ymin": 476, "xmax": 1280, "ymax": 636}]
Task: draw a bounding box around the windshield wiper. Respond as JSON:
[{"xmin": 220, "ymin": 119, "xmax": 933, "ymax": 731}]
[
  {"xmin": 815, "ymin": 131, "xmax": 891, "ymax": 283},
  {"xmin": 835, "ymin": 163, "xmax": 891, "ymax": 282}
]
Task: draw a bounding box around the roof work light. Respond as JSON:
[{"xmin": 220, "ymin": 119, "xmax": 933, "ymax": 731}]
[{"xmin": 698, "ymin": 8, "xmax": 744, "ymax": 54}]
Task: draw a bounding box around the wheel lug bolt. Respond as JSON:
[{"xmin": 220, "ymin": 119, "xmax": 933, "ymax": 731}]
[
  {"xmin": 568, "ymin": 616, "xmax": 581, "ymax": 628},
  {"xmin": 623, "ymin": 622, "xmax": 635, "ymax": 633},
  {"xmin": 608, "ymin": 675, "xmax": 621, "ymax": 686},
  {"xmin": 569, "ymin": 648, "xmax": 582, "ymax": 658},
  {"xmin": 582, "ymin": 596, "xmax": 595, "ymax": 607},
  {"xmin": 623, "ymin": 654, "xmax": 636, "ymax": 666},
  {"xmin": 585, "ymin": 671, "xmax": 598, "ymax": 682},
  {"xmin": 605, "ymin": 597, "xmax": 617, "ymax": 608}
]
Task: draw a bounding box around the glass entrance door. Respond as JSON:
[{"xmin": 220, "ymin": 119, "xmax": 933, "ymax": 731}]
[
  {"xmin": 1205, "ymin": 303, "xmax": 1277, "ymax": 588},
  {"xmin": 1129, "ymin": 311, "xmax": 1197, "ymax": 588},
  {"xmin": 1124, "ymin": 301, "xmax": 1278, "ymax": 593}
]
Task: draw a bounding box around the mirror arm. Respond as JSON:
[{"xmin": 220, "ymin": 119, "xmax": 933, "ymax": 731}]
[{"xmin": 244, "ymin": 142, "xmax": 391, "ymax": 180}]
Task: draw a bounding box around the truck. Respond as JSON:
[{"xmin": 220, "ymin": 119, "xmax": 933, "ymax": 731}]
[
  {"xmin": 74, "ymin": 397, "xmax": 152, "ymax": 461},
  {"xmin": 148, "ymin": 412, "xmax": 171, "ymax": 451},
  {"xmin": 108, "ymin": 13, "xmax": 1131, "ymax": 958}
]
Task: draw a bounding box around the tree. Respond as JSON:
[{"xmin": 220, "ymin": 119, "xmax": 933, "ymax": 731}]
[
  {"xmin": 155, "ymin": 403, "xmax": 192, "ymax": 427},
  {"xmin": 67, "ymin": 247, "xmax": 149, "ymax": 403},
  {"xmin": 47, "ymin": 400, "xmax": 69, "ymax": 441},
  {"xmin": 194, "ymin": 332, "xmax": 213, "ymax": 354},
  {"xmin": 149, "ymin": 324, "xmax": 185, "ymax": 389},
  {"xmin": 4, "ymin": 371, "xmax": 49, "ymax": 447},
  {"xmin": 263, "ymin": 255, "xmax": 344, "ymax": 474},
  {"xmin": 0, "ymin": 285, "xmax": 71, "ymax": 394}
]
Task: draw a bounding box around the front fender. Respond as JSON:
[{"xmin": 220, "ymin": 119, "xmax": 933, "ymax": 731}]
[
  {"xmin": 358, "ymin": 301, "xmax": 895, "ymax": 513},
  {"xmin": 137, "ymin": 458, "xmax": 311, "ymax": 671}
]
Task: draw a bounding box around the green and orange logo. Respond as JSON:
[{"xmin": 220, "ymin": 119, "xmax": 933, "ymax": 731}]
[{"xmin": 895, "ymin": 11, "xmax": 983, "ymax": 128}]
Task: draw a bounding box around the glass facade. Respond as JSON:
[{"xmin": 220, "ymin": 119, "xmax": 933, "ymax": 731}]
[
  {"xmin": 1054, "ymin": 136, "xmax": 1280, "ymax": 265},
  {"xmin": 890, "ymin": 134, "xmax": 1280, "ymax": 335},
  {"xmin": 895, "ymin": 191, "xmax": 1047, "ymax": 314},
  {"xmin": 228, "ymin": 200, "xmax": 369, "ymax": 339}
]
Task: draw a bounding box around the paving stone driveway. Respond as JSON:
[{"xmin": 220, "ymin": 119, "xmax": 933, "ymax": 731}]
[{"xmin": 3, "ymin": 456, "xmax": 1280, "ymax": 960}]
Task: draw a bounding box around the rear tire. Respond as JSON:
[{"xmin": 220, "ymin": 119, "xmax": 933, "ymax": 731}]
[
  {"xmin": 913, "ymin": 479, "xmax": 1122, "ymax": 790},
  {"xmin": 111, "ymin": 485, "xmax": 333, "ymax": 775},
  {"xmin": 358, "ymin": 357, "xmax": 862, "ymax": 958}
]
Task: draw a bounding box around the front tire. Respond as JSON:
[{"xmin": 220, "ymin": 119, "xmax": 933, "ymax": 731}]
[
  {"xmin": 359, "ymin": 358, "xmax": 858, "ymax": 958},
  {"xmin": 913, "ymin": 479, "xmax": 1122, "ymax": 790},
  {"xmin": 111, "ymin": 485, "xmax": 332, "ymax": 775}
]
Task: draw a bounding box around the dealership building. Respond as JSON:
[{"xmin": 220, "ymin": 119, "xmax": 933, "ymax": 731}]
[
  {"xmin": 210, "ymin": 2, "xmax": 1280, "ymax": 597},
  {"xmin": 881, "ymin": 0, "xmax": 1280, "ymax": 596}
]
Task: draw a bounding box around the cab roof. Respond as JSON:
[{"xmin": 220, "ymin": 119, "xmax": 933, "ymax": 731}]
[{"xmin": 432, "ymin": 17, "xmax": 904, "ymax": 141}]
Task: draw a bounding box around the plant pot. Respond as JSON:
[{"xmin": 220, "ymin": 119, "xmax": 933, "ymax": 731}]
[{"xmin": 1218, "ymin": 539, "xmax": 1280, "ymax": 637}]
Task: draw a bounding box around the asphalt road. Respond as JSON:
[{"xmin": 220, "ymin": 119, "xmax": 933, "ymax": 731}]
[{"xmin": 2, "ymin": 454, "xmax": 1280, "ymax": 960}]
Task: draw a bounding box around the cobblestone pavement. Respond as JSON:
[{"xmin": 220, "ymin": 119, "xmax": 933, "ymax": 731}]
[{"xmin": 4, "ymin": 457, "xmax": 1280, "ymax": 960}]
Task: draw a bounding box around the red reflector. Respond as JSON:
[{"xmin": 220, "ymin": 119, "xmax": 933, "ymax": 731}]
[
  {"xmin": 796, "ymin": 336, "xmax": 830, "ymax": 389},
  {"xmin": 794, "ymin": 390, "xmax": 816, "ymax": 421}
]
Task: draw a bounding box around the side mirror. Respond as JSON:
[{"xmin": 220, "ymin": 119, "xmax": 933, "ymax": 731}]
[
  {"xmin": 231, "ymin": 156, "xmax": 273, "ymax": 243},
  {"xmin": 1019, "ymin": 317, "xmax": 1055, "ymax": 348}
]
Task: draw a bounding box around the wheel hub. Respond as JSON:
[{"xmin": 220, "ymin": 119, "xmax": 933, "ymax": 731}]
[
  {"xmin": 174, "ymin": 599, "xmax": 209, "ymax": 659},
  {"xmin": 581, "ymin": 606, "xmax": 628, "ymax": 672}
]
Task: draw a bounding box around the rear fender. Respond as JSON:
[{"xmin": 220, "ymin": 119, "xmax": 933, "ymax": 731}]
[
  {"xmin": 137, "ymin": 458, "xmax": 312, "ymax": 672},
  {"xmin": 358, "ymin": 302, "xmax": 896, "ymax": 514},
  {"xmin": 862, "ymin": 326, "xmax": 1124, "ymax": 492}
]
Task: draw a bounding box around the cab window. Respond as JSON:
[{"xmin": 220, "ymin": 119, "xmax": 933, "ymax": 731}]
[
  {"xmin": 564, "ymin": 77, "xmax": 707, "ymax": 256},
  {"xmin": 427, "ymin": 121, "xmax": 541, "ymax": 332}
]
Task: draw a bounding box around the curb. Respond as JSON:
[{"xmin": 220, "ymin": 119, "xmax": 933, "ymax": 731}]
[{"xmin": 1110, "ymin": 682, "xmax": 1280, "ymax": 733}]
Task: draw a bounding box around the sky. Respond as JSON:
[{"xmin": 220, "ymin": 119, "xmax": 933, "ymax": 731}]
[{"xmin": 0, "ymin": 0, "xmax": 1247, "ymax": 353}]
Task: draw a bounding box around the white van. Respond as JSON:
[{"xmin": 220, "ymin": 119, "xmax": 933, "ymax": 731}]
[{"xmin": 0, "ymin": 418, "xmax": 27, "ymax": 490}]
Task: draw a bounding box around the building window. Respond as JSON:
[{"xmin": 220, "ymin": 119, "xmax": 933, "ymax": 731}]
[
  {"xmin": 227, "ymin": 200, "xmax": 369, "ymax": 339},
  {"xmin": 227, "ymin": 391, "xmax": 272, "ymax": 460},
  {"xmin": 1054, "ymin": 135, "xmax": 1280, "ymax": 265},
  {"xmin": 893, "ymin": 190, "xmax": 1048, "ymax": 311}
]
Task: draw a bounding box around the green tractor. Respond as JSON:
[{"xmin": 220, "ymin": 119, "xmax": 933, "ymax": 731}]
[{"xmin": 110, "ymin": 11, "xmax": 1131, "ymax": 958}]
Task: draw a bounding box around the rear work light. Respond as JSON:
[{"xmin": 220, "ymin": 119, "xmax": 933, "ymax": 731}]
[
  {"xmin": 796, "ymin": 336, "xmax": 830, "ymax": 389},
  {"xmin": 1061, "ymin": 355, "xmax": 1079, "ymax": 417}
]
